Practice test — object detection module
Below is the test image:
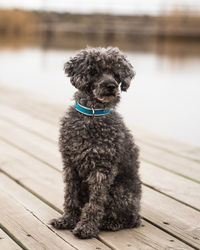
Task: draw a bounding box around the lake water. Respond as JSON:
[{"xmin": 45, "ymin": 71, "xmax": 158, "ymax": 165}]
[
  {"xmin": 1, "ymin": 0, "xmax": 200, "ymax": 15},
  {"xmin": 0, "ymin": 40, "xmax": 199, "ymax": 147}
]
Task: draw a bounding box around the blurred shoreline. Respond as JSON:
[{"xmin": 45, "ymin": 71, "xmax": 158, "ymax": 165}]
[{"xmin": 0, "ymin": 9, "xmax": 200, "ymax": 40}]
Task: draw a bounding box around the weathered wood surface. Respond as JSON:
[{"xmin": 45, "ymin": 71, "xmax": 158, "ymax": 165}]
[
  {"xmin": 0, "ymin": 229, "xmax": 21, "ymax": 250},
  {"xmin": 1, "ymin": 117, "xmax": 199, "ymax": 210},
  {"xmin": 0, "ymin": 86, "xmax": 200, "ymax": 250},
  {"xmin": 0, "ymin": 174, "xmax": 111, "ymax": 250}
]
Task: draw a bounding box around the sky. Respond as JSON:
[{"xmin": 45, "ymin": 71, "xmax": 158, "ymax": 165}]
[{"xmin": 0, "ymin": 0, "xmax": 200, "ymax": 15}]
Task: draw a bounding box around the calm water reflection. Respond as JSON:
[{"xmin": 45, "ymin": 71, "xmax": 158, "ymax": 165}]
[{"xmin": 0, "ymin": 39, "xmax": 199, "ymax": 147}]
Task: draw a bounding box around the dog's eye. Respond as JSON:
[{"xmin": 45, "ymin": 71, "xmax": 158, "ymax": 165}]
[{"xmin": 114, "ymin": 73, "xmax": 120, "ymax": 82}]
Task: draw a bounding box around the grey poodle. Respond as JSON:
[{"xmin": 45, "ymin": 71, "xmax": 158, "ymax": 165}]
[{"xmin": 50, "ymin": 47, "xmax": 141, "ymax": 239}]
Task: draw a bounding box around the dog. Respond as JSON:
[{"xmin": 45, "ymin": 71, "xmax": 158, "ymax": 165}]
[{"xmin": 50, "ymin": 47, "xmax": 141, "ymax": 239}]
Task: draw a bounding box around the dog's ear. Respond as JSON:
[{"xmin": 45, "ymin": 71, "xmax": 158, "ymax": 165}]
[
  {"xmin": 118, "ymin": 54, "xmax": 135, "ymax": 92},
  {"xmin": 121, "ymin": 76, "xmax": 133, "ymax": 92},
  {"xmin": 64, "ymin": 50, "xmax": 88, "ymax": 90}
]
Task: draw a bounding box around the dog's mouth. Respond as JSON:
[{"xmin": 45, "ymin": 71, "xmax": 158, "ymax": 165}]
[
  {"xmin": 93, "ymin": 89, "xmax": 118, "ymax": 103},
  {"xmin": 104, "ymin": 91, "xmax": 117, "ymax": 97}
]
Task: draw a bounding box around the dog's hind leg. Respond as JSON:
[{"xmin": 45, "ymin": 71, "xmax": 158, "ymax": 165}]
[
  {"xmin": 100, "ymin": 185, "xmax": 141, "ymax": 231},
  {"xmin": 100, "ymin": 211, "xmax": 141, "ymax": 231}
]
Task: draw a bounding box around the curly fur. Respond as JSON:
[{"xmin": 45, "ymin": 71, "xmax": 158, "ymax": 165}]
[{"xmin": 50, "ymin": 47, "xmax": 141, "ymax": 239}]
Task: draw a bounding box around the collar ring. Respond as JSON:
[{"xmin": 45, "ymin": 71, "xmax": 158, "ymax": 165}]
[{"xmin": 92, "ymin": 107, "xmax": 95, "ymax": 116}]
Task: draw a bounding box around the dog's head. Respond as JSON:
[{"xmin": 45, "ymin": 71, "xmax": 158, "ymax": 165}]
[{"xmin": 64, "ymin": 47, "xmax": 135, "ymax": 103}]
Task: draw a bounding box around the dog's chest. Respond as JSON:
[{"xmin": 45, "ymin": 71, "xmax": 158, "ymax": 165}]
[
  {"xmin": 64, "ymin": 116, "xmax": 118, "ymax": 147},
  {"xmin": 60, "ymin": 114, "xmax": 122, "ymax": 178}
]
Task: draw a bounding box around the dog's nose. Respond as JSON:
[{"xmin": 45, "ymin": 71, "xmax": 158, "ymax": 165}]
[{"xmin": 107, "ymin": 83, "xmax": 116, "ymax": 91}]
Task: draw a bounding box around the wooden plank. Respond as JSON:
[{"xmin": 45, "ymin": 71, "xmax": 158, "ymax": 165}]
[
  {"xmin": 0, "ymin": 85, "xmax": 64, "ymax": 124},
  {"xmin": 0, "ymin": 118, "xmax": 61, "ymax": 171},
  {"xmin": 139, "ymin": 141, "xmax": 200, "ymax": 183},
  {"xmin": 0, "ymin": 104, "xmax": 58, "ymax": 143},
  {"xmin": 0, "ymin": 139, "xmax": 63, "ymax": 209},
  {"xmin": 133, "ymin": 127, "xmax": 200, "ymax": 162},
  {"xmin": 100, "ymin": 222, "xmax": 194, "ymax": 250},
  {"xmin": 141, "ymin": 161, "xmax": 200, "ymax": 210},
  {"xmin": 0, "ymin": 139, "xmax": 199, "ymax": 249},
  {"xmin": 0, "ymin": 229, "xmax": 21, "ymax": 250},
  {"xmin": 0, "ymin": 173, "xmax": 111, "ymax": 250},
  {"xmin": 142, "ymin": 186, "xmax": 200, "ymax": 249},
  {"xmin": 0, "ymin": 187, "xmax": 75, "ymax": 250},
  {"xmin": 1, "ymin": 104, "xmax": 199, "ymax": 185}
]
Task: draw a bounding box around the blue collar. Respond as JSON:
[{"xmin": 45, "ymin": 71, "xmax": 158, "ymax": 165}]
[{"xmin": 75, "ymin": 102, "xmax": 110, "ymax": 116}]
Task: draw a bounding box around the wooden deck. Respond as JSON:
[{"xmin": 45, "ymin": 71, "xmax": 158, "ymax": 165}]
[{"xmin": 0, "ymin": 85, "xmax": 199, "ymax": 250}]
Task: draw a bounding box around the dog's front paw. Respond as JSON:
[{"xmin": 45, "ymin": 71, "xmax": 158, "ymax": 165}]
[
  {"xmin": 50, "ymin": 215, "xmax": 78, "ymax": 230},
  {"xmin": 73, "ymin": 221, "xmax": 99, "ymax": 239}
]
